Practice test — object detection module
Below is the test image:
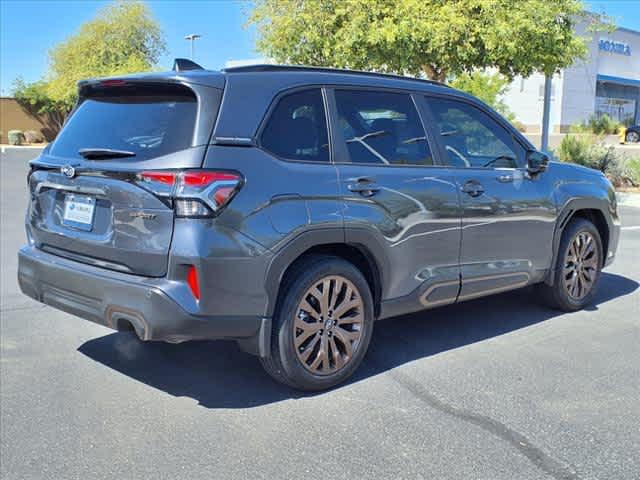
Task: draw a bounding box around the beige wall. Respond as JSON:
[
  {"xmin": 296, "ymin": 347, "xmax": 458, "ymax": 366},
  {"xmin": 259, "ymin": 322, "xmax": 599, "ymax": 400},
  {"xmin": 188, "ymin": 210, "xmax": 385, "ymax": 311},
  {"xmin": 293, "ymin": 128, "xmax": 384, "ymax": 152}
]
[{"xmin": 0, "ymin": 97, "xmax": 56, "ymax": 143}]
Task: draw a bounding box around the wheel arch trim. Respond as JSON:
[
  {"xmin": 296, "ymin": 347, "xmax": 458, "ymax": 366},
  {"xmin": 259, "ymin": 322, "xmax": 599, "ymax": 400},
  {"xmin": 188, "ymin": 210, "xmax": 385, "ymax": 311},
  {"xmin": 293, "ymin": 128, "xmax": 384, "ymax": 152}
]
[
  {"xmin": 263, "ymin": 227, "xmax": 390, "ymax": 318},
  {"xmin": 545, "ymin": 198, "xmax": 614, "ymax": 286}
]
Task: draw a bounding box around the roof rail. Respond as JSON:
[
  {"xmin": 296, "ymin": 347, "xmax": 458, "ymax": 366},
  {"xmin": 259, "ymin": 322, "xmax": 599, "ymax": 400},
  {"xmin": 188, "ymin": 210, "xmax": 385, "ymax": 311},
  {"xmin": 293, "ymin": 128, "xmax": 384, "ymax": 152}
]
[
  {"xmin": 173, "ymin": 58, "xmax": 204, "ymax": 72},
  {"xmin": 222, "ymin": 64, "xmax": 449, "ymax": 88}
]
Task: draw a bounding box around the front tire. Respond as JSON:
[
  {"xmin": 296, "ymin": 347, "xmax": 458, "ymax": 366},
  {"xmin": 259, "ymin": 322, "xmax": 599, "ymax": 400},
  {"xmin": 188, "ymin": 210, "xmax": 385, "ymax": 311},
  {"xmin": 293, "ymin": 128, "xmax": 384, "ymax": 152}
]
[
  {"xmin": 537, "ymin": 218, "xmax": 603, "ymax": 311},
  {"xmin": 260, "ymin": 255, "xmax": 374, "ymax": 391}
]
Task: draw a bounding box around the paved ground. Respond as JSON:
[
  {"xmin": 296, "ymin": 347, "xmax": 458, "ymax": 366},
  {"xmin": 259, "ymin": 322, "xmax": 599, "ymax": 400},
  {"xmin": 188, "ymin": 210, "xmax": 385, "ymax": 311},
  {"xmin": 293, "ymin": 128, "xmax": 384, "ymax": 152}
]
[{"xmin": 1, "ymin": 148, "xmax": 639, "ymax": 480}]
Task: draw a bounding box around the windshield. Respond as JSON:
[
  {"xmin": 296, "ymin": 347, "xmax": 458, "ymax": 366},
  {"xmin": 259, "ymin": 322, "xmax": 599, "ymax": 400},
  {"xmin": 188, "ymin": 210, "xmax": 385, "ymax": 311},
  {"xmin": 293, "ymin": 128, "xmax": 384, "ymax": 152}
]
[{"xmin": 50, "ymin": 84, "xmax": 198, "ymax": 160}]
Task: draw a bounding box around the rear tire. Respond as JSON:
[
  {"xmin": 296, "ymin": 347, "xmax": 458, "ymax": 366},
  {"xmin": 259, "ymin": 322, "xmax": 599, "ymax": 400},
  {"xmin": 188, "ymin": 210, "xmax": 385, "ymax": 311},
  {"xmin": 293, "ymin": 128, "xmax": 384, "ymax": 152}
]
[
  {"xmin": 537, "ymin": 218, "xmax": 603, "ymax": 312},
  {"xmin": 260, "ymin": 255, "xmax": 374, "ymax": 391}
]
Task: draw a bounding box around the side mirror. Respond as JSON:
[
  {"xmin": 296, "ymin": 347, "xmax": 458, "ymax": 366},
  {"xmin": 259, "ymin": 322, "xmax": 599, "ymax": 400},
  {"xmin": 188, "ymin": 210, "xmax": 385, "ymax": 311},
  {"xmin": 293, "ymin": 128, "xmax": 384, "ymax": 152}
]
[{"xmin": 526, "ymin": 150, "xmax": 550, "ymax": 174}]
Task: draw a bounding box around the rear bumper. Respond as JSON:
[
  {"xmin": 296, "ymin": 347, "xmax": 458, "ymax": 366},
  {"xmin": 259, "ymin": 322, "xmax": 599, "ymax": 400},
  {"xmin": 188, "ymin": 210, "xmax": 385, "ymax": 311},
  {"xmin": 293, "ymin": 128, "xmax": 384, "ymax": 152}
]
[{"xmin": 17, "ymin": 245, "xmax": 270, "ymax": 354}]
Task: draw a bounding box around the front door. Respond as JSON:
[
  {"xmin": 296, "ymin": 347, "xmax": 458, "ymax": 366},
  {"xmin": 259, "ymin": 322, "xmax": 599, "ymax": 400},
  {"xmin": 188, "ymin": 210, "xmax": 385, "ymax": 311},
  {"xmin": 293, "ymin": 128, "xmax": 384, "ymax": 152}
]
[
  {"xmin": 424, "ymin": 95, "xmax": 556, "ymax": 301},
  {"xmin": 329, "ymin": 88, "xmax": 462, "ymax": 315}
]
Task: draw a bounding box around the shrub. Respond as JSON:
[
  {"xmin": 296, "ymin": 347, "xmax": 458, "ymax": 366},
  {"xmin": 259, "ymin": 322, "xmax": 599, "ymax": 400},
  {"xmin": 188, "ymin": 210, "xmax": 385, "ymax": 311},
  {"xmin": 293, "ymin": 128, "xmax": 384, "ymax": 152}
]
[
  {"xmin": 23, "ymin": 130, "xmax": 44, "ymax": 144},
  {"xmin": 568, "ymin": 123, "xmax": 590, "ymax": 134},
  {"xmin": 570, "ymin": 114, "xmax": 623, "ymax": 135},
  {"xmin": 623, "ymin": 157, "xmax": 640, "ymax": 186},
  {"xmin": 556, "ymin": 134, "xmax": 635, "ymax": 187},
  {"xmin": 589, "ymin": 114, "xmax": 622, "ymax": 135},
  {"xmin": 556, "ymin": 134, "xmax": 598, "ymax": 167},
  {"xmin": 8, "ymin": 130, "xmax": 24, "ymax": 146}
]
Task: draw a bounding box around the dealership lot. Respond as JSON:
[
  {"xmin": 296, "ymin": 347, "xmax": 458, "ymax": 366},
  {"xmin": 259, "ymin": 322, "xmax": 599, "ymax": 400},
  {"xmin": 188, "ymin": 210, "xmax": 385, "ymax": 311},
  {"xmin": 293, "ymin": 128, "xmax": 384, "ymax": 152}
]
[{"xmin": 1, "ymin": 148, "xmax": 639, "ymax": 480}]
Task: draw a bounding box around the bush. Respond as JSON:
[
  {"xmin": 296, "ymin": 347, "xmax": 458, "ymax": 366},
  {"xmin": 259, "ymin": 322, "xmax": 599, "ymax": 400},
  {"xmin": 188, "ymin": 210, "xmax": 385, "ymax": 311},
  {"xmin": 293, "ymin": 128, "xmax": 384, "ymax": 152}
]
[
  {"xmin": 568, "ymin": 123, "xmax": 590, "ymax": 134},
  {"xmin": 23, "ymin": 130, "xmax": 44, "ymax": 144},
  {"xmin": 8, "ymin": 130, "xmax": 24, "ymax": 146},
  {"xmin": 570, "ymin": 114, "xmax": 623, "ymax": 135},
  {"xmin": 556, "ymin": 134, "xmax": 598, "ymax": 167},
  {"xmin": 590, "ymin": 114, "xmax": 622, "ymax": 135},
  {"xmin": 623, "ymin": 157, "xmax": 640, "ymax": 186},
  {"xmin": 556, "ymin": 134, "xmax": 635, "ymax": 187}
]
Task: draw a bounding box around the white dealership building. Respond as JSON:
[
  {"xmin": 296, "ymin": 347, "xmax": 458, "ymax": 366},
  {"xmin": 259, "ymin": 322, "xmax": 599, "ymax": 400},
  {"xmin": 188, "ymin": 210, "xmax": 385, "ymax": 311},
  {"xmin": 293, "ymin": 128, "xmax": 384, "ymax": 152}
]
[{"xmin": 503, "ymin": 24, "xmax": 640, "ymax": 132}]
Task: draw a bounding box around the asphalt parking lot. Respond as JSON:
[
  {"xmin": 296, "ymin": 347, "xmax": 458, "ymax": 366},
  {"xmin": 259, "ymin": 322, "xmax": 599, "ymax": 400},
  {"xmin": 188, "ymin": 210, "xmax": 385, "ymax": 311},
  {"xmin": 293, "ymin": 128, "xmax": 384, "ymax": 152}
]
[{"xmin": 1, "ymin": 147, "xmax": 638, "ymax": 480}]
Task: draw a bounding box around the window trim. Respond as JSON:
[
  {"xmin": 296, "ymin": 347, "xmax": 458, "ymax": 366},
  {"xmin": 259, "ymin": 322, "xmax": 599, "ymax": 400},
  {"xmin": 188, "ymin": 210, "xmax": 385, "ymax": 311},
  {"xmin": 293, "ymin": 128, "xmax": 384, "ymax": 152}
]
[
  {"xmin": 421, "ymin": 92, "xmax": 529, "ymax": 170},
  {"xmin": 255, "ymin": 85, "xmax": 333, "ymax": 165},
  {"xmin": 327, "ymin": 85, "xmax": 442, "ymax": 169}
]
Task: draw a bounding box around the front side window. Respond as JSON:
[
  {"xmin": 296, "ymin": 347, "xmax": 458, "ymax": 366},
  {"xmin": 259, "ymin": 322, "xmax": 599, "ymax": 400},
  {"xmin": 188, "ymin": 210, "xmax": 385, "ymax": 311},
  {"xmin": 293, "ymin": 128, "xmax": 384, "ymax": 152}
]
[
  {"xmin": 427, "ymin": 97, "xmax": 522, "ymax": 169},
  {"xmin": 334, "ymin": 90, "xmax": 433, "ymax": 166},
  {"xmin": 261, "ymin": 89, "xmax": 329, "ymax": 162}
]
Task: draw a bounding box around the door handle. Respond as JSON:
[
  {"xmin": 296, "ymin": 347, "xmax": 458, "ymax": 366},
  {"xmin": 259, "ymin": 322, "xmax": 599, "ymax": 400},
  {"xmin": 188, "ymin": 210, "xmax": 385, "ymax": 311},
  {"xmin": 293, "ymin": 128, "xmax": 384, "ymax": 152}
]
[
  {"xmin": 461, "ymin": 180, "xmax": 485, "ymax": 197},
  {"xmin": 496, "ymin": 174, "xmax": 514, "ymax": 183},
  {"xmin": 347, "ymin": 177, "xmax": 380, "ymax": 197}
]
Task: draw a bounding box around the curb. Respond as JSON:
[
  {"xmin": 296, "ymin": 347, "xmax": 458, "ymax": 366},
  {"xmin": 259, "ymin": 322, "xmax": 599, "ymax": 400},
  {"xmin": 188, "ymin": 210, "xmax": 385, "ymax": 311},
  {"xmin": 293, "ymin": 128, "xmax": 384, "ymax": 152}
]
[
  {"xmin": 616, "ymin": 192, "xmax": 640, "ymax": 208},
  {"xmin": 1, "ymin": 145, "xmax": 47, "ymax": 153}
]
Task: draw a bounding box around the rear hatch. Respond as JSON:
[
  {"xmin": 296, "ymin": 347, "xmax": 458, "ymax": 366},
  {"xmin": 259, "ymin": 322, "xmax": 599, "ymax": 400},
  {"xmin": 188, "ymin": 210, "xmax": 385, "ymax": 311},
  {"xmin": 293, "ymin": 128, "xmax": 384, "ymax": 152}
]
[{"xmin": 27, "ymin": 79, "xmax": 222, "ymax": 277}]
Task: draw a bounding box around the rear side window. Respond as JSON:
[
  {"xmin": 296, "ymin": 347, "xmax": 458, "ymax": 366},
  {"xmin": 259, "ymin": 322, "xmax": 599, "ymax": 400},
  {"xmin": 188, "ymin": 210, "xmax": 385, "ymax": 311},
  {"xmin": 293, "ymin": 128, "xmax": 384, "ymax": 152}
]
[
  {"xmin": 260, "ymin": 89, "xmax": 329, "ymax": 162},
  {"xmin": 50, "ymin": 84, "xmax": 197, "ymax": 160},
  {"xmin": 334, "ymin": 89, "xmax": 433, "ymax": 166}
]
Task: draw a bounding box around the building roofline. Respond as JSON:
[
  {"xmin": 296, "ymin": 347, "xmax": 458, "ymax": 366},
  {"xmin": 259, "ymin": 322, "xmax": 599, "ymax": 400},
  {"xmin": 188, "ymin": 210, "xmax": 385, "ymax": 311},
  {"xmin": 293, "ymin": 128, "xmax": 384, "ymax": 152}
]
[{"xmin": 612, "ymin": 26, "xmax": 640, "ymax": 36}]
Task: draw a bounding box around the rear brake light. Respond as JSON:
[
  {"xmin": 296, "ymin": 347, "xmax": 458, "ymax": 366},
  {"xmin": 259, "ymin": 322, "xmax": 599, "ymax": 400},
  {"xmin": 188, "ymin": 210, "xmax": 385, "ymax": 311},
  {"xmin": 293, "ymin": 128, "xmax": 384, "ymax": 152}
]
[
  {"xmin": 186, "ymin": 265, "xmax": 201, "ymax": 300},
  {"xmin": 139, "ymin": 171, "xmax": 177, "ymax": 185},
  {"xmin": 99, "ymin": 79, "xmax": 128, "ymax": 87},
  {"xmin": 182, "ymin": 171, "xmax": 238, "ymax": 186},
  {"xmin": 135, "ymin": 169, "xmax": 243, "ymax": 218}
]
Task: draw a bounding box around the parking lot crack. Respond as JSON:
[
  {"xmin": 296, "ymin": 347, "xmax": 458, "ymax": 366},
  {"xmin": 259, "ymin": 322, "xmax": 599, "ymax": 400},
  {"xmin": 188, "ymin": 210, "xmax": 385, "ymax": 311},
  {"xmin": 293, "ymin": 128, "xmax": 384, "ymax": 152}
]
[{"xmin": 380, "ymin": 363, "xmax": 581, "ymax": 480}]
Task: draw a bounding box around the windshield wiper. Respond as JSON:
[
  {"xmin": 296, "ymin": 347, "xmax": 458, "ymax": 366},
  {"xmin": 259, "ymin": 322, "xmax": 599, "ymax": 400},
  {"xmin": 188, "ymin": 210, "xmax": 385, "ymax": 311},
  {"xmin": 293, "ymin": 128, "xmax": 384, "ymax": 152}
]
[{"xmin": 78, "ymin": 148, "xmax": 136, "ymax": 159}]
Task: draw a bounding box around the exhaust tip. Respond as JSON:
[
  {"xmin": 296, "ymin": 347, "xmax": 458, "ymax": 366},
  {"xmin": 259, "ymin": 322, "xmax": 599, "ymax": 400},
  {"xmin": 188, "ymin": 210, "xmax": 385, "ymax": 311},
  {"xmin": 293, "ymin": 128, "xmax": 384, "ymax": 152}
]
[{"xmin": 107, "ymin": 306, "xmax": 150, "ymax": 341}]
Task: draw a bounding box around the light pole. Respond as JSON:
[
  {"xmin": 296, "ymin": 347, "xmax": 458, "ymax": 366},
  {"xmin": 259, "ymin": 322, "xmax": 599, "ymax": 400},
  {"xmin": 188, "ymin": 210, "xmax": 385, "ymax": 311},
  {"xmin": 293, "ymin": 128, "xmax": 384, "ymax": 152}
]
[
  {"xmin": 540, "ymin": 74, "xmax": 552, "ymax": 153},
  {"xmin": 184, "ymin": 34, "xmax": 202, "ymax": 60}
]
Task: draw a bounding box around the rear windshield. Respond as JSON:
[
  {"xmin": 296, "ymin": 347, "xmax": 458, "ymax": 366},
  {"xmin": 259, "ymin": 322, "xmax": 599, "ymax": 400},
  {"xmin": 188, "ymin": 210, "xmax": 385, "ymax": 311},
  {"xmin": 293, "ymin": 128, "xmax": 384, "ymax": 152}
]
[{"xmin": 50, "ymin": 84, "xmax": 198, "ymax": 160}]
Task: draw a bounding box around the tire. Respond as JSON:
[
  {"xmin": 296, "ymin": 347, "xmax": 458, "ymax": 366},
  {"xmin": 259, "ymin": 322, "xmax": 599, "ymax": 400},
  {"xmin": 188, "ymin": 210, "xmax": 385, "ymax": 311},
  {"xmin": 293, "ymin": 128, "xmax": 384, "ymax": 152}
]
[
  {"xmin": 537, "ymin": 218, "xmax": 603, "ymax": 312},
  {"xmin": 626, "ymin": 130, "xmax": 640, "ymax": 143},
  {"xmin": 260, "ymin": 254, "xmax": 374, "ymax": 391}
]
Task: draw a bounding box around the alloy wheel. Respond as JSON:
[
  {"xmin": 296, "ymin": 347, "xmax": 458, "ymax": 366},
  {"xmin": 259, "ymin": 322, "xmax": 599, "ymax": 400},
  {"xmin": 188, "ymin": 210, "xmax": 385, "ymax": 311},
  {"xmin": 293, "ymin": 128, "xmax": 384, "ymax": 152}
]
[
  {"xmin": 563, "ymin": 231, "xmax": 599, "ymax": 300},
  {"xmin": 626, "ymin": 131, "xmax": 639, "ymax": 143},
  {"xmin": 293, "ymin": 275, "xmax": 364, "ymax": 375}
]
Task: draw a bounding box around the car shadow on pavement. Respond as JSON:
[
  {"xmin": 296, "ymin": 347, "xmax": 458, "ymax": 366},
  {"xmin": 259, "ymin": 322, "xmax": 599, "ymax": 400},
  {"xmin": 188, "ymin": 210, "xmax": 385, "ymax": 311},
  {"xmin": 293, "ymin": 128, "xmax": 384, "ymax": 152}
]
[{"xmin": 78, "ymin": 272, "xmax": 637, "ymax": 408}]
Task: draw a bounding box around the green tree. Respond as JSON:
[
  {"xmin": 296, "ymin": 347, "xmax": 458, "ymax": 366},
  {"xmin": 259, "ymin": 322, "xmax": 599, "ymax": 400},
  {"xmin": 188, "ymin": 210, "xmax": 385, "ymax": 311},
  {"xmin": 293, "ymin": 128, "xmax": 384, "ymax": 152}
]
[
  {"xmin": 449, "ymin": 71, "xmax": 513, "ymax": 118},
  {"xmin": 12, "ymin": 1, "xmax": 165, "ymax": 133},
  {"xmin": 12, "ymin": 78, "xmax": 67, "ymax": 132},
  {"xmin": 46, "ymin": 0, "xmax": 165, "ymax": 108},
  {"xmin": 248, "ymin": 0, "xmax": 605, "ymax": 82}
]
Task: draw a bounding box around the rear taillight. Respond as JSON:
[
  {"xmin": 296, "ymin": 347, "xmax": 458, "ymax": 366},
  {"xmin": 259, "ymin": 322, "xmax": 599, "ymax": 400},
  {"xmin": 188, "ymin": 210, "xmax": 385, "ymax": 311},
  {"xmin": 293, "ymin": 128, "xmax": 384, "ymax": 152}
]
[{"xmin": 136, "ymin": 169, "xmax": 243, "ymax": 218}]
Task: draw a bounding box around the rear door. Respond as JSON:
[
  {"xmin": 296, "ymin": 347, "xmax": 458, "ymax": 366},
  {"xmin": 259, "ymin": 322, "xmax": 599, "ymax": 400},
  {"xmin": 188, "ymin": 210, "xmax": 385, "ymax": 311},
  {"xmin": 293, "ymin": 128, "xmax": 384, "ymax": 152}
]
[
  {"xmin": 330, "ymin": 88, "xmax": 461, "ymax": 314},
  {"xmin": 27, "ymin": 81, "xmax": 221, "ymax": 277}
]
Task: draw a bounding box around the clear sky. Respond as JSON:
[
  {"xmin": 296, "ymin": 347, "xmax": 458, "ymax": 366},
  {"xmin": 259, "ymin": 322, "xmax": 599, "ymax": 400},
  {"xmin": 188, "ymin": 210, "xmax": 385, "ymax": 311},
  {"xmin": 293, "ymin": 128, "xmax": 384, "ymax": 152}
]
[{"xmin": 1, "ymin": 0, "xmax": 639, "ymax": 95}]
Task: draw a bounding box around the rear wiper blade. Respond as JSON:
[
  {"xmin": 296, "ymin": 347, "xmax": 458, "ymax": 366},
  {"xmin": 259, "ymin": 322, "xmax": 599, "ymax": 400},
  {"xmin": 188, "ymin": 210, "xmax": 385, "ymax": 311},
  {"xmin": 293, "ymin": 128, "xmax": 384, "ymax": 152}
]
[{"xmin": 78, "ymin": 148, "xmax": 136, "ymax": 159}]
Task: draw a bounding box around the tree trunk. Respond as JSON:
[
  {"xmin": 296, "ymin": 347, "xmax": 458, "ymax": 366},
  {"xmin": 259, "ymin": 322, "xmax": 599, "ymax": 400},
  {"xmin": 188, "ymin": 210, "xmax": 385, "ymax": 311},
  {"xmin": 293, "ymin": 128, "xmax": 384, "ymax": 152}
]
[{"xmin": 422, "ymin": 65, "xmax": 447, "ymax": 83}]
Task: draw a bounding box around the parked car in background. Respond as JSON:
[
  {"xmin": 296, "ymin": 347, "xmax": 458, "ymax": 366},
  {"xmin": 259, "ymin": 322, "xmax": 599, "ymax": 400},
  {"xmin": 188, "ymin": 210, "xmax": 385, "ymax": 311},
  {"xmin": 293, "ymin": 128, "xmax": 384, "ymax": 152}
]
[
  {"xmin": 624, "ymin": 125, "xmax": 640, "ymax": 143},
  {"xmin": 18, "ymin": 61, "xmax": 620, "ymax": 390}
]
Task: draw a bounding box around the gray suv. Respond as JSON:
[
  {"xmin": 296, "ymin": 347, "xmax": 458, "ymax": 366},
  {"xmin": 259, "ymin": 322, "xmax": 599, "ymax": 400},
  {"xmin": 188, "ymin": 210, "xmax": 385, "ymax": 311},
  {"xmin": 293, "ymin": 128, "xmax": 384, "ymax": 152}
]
[{"xmin": 18, "ymin": 62, "xmax": 620, "ymax": 390}]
